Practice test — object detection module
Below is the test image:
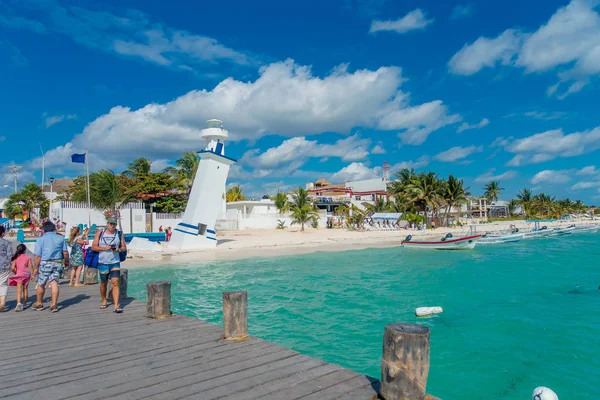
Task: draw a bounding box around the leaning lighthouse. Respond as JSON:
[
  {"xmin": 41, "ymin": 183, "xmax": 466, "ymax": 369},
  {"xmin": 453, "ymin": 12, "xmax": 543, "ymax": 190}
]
[{"xmin": 169, "ymin": 119, "xmax": 236, "ymax": 249}]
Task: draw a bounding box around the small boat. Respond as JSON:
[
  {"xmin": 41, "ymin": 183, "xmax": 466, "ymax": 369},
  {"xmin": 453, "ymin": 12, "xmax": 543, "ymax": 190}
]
[
  {"xmin": 545, "ymin": 226, "xmax": 575, "ymax": 237},
  {"xmin": 401, "ymin": 233, "xmax": 481, "ymax": 250},
  {"xmin": 478, "ymin": 234, "xmax": 521, "ymax": 245},
  {"xmin": 569, "ymin": 224, "xmax": 600, "ymax": 234}
]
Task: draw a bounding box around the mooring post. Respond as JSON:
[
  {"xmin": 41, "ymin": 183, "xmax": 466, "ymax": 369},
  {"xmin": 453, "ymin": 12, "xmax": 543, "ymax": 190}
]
[
  {"xmin": 83, "ymin": 266, "xmax": 98, "ymax": 285},
  {"xmin": 380, "ymin": 323, "xmax": 431, "ymax": 400},
  {"xmin": 222, "ymin": 291, "xmax": 248, "ymax": 339},
  {"xmin": 109, "ymin": 268, "xmax": 128, "ymax": 299},
  {"xmin": 146, "ymin": 281, "xmax": 171, "ymax": 318}
]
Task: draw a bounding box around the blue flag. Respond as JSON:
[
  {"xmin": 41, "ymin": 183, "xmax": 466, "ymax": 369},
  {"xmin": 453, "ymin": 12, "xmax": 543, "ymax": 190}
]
[{"xmin": 71, "ymin": 153, "xmax": 86, "ymax": 164}]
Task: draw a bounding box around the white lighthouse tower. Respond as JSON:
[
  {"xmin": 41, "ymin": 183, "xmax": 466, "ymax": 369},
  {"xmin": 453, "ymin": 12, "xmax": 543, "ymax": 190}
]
[{"xmin": 169, "ymin": 119, "xmax": 236, "ymax": 250}]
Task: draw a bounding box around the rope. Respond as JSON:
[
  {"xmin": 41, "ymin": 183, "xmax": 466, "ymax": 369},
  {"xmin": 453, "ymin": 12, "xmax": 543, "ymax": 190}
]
[{"xmin": 223, "ymin": 334, "xmax": 249, "ymax": 342}]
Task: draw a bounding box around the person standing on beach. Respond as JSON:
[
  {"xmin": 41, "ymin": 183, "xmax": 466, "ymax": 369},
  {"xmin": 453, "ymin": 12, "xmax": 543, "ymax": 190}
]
[
  {"xmin": 9, "ymin": 244, "xmax": 33, "ymax": 311},
  {"xmin": 32, "ymin": 221, "xmax": 70, "ymax": 312},
  {"xmin": 92, "ymin": 216, "xmax": 126, "ymax": 313},
  {"xmin": 0, "ymin": 226, "xmax": 14, "ymax": 312}
]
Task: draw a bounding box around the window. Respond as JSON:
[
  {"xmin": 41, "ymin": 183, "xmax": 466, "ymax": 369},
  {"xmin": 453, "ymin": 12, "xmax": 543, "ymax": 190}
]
[{"xmin": 354, "ymin": 195, "xmax": 360, "ymax": 200}]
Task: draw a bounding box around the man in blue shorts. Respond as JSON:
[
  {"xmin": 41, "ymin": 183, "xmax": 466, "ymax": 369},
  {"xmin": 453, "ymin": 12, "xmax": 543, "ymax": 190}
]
[
  {"xmin": 32, "ymin": 221, "xmax": 69, "ymax": 312},
  {"xmin": 92, "ymin": 216, "xmax": 127, "ymax": 313}
]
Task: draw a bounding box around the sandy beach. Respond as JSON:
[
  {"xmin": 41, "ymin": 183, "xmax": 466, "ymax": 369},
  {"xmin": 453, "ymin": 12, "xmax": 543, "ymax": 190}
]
[{"xmin": 122, "ymin": 218, "xmax": 598, "ymax": 266}]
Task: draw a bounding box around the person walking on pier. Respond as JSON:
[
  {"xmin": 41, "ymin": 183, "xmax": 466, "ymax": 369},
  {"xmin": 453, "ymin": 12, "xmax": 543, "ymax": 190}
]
[
  {"xmin": 92, "ymin": 216, "xmax": 126, "ymax": 313},
  {"xmin": 9, "ymin": 244, "xmax": 33, "ymax": 311},
  {"xmin": 0, "ymin": 226, "xmax": 14, "ymax": 312},
  {"xmin": 67, "ymin": 226, "xmax": 87, "ymax": 286},
  {"xmin": 32, "ymin": 221, "xmax": 70, "ymax": 312}
]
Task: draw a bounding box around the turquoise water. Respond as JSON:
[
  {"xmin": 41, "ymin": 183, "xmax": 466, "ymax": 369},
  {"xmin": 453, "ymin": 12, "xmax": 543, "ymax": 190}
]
[{"xmin": 127, "ymin": 234, "xmax": 600, "ymax": 399}]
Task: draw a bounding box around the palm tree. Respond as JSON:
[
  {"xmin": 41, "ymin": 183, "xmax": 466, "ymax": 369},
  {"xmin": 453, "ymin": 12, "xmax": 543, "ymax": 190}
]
[
  {"xmin": 226, "ymin": 185, "xmax": 246, "ymax": 202},
  {"xmin": 167, "ymin": 151, "xmax": 199, "ymax": 191},
  {"xmin": 123, "ymin": 157, "xmax": 151, "ymax": 180},
  {"xmin": 531, "ymin": 193, "xmax": 556, "ymax": 218},
  {"xmin": 4, "ymin": 183, "xmax": 48, "ymax": 220},
  {"xmin": 388, "ymin": 168, "xmax": 416, "ymax": 195},
  {"xmin": 439, "ymin": 175, "xmax": 468, "ymax": 226},
  {"xmin": 367, "ymin": 197, "xmax": 389, "ymax": 213},
  {"xmin": 89, "ymin": 170, "xmax": 133, "ymax": 218},
  {"xmin": 289, "ymin": 187, "xmax": 319, "ymax": 231},
  {"xmin": 274, "ymin": 192, "xmax": 289, "ymax": 214},
  {"xmin": 508, "ymin": 199, "xmax": 520, "ymax": 217},
  {"xmin": 483, "ymin": 180, "xmax": 504, "ymax": 203},
  {"xmin": 516, "ymin": 188, "xmax": 533, "ymax": 219},
  {"xmin": 405, "ymin": 172, "xmax": 442, "ymax": 216}
]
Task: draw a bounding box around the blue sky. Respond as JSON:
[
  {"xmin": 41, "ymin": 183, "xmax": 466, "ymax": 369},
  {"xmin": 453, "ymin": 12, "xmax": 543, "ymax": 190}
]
[{"xmin": 1, "ymin": 0, "xmax": 600, "ymax": 202}]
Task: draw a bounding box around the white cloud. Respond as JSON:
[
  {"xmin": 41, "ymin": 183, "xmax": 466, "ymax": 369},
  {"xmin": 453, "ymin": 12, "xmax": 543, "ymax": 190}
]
[
  {"xmin": 330, "ymin": 162, "xmax": 379, "ymax": 182},
  {"xmin": 448, "ymin": 0, "xmax": 600, "ymax": 98},
  {"xmin": 434, "ymin": 145, "xmax": 483, "ymax": 162},
  {"xmin": 31, "ymin": 60, "xmax": 459, "ymax": 172},
  {"xmin": 377, "ymin": 99, "xmax": 461, "ymax": 145},
  {"xmin": 330, "ymin": 156, "xmax": 430, "ymax": 183},
  {"xmin": 505, "ymin": 127, "xmax": 600, "ymax": 166},
  {"xmin": 450, "ymin": 4, "xmax": 474, "ymax": 20},
  {"xmin": 240, "ymin": 135, "xmax": 371, "ymax": 177},
  {"xmin": 45, "ymin": 113, "xmax": 77, "ymax": 128},
  {"xmin": 371, "ymin": 144, "xmax": 386, "ymax": 154},
  {"xmin": 1, "ymin": 1, "xmax": 256, "ymax": 72},
  {"xmin": 523, "ymin": 111, "xmax": 566, "ymax": 120},
  {"xmin": 531, "ymin": 169, "xmax": 572, "ymax": 185},
  {"xmin": 457, "ymin": 118, "xmax": 489, "ymax": 133},
  {"xmin": 448, "ymin": 29, "xmax": 524, "ymax": 75},
  {"xmin": 572, "ymin": 180, "xmax": 600, "ymax": 190},
  {"xmin": 577, "ymin": 165, "xmax": 598, "ymax": 175},
  {"xmin": 370, "ymin": 9, "xmax": 434, "ymax": 34},
  {"xmin": 490, "ymin": 136, "xmax": 512, "ymax": 148},
  {"xmin": 474, "ymin": 169, "xmax": 518, "ymax": 183}
]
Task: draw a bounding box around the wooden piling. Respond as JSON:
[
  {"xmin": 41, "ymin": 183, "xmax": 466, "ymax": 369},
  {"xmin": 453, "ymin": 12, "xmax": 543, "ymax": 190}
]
[
  {"xmin": 381, "ymin": 323, "xmax": 430, "ymax": 400},
  {"xmin": 108, "ymin": 268, "xmax": 128, "ymax": 300},
  {"xmin": 146, "ymin": 281, "xmax": 171, "ymax": 318},
  {"xmin": 222, "ymin": 291, "xmax": 248, "ymax": 339},
  {"xmin": 83, "ymin": 266, "xmax": 98, "ymax": 285}
]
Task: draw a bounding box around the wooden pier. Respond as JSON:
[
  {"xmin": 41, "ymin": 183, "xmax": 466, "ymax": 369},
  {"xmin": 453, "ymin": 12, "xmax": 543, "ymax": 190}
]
[{"xmin": 0, "ymin": 280, "xmax": 379, "ymax": 400}]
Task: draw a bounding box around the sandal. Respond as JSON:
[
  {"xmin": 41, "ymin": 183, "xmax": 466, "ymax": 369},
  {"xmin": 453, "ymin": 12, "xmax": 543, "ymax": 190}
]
[
  {"xmin": 100, "ymin": 304, "xmax": 108, "ymax": 309},
  {"xmin": 113, "ymin": 307, "xmax": 123, "ymax": 313}
]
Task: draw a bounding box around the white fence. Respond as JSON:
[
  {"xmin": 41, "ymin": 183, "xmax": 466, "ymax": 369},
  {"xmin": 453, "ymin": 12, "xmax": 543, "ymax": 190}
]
[
  {"xmin": 56, "ymin": 201, "xmax": 146, "ymax": 234},
  {"xmin": 151, "ymin": 212, "xmax": 183, "ymax": 232}
]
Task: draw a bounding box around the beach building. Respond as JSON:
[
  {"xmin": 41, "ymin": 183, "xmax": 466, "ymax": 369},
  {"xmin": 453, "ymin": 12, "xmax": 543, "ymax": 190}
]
[
  {"xmin": 0, "ymin": 198, "xmax": 7, "ymax": 219},
  {"xmin": 41, "ymin": 178, "xmax": 73, "ymax": 201},
  {"xmin": 306, "ymin": 177, "xmax": 389, "ymax": 214}
]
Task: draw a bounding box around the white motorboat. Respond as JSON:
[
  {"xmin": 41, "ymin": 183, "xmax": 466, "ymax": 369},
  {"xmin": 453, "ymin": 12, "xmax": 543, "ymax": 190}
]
[
  {"xmin": 569, "ymin": 224, "xmax": 600, "ymax": 234},
  {"xmin": 478, "ymin": 234, "xmax": 521, "ymax": 244},
  {"xmin": 401, "ymin": 233, "xmax": 481, "ymax": 250}
]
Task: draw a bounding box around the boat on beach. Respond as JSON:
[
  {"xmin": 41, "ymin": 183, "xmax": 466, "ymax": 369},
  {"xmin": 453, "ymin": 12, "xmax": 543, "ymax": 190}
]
[{"xmin": 401, "ymin": 233, "xmax": 481, "ymax": 250}]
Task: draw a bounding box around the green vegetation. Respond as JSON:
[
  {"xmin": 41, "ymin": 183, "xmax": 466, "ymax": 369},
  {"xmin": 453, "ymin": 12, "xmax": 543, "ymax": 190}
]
[
  {"xmin": 289, "ymin": 187, "xmax": 319, "ymax": 231},
  {"xmin": 3, "ymin": 183, "xmax": 49, "ymax": 220},
  {"xmin": 226, "ymin": 185, "xmax": 246, "ymax": 202}
]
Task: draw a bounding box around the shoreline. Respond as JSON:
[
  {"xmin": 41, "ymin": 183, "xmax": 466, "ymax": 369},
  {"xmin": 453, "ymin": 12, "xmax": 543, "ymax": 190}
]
[{"xmin": 123, "ymin": 218, "xmax": 598, "ymax": 267}]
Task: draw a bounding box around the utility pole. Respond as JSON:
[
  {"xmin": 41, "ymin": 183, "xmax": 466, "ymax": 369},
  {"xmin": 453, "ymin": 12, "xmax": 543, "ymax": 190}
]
[{"xmin": 6, "ymin": 165, "xmax": 22, "ymax": 193}]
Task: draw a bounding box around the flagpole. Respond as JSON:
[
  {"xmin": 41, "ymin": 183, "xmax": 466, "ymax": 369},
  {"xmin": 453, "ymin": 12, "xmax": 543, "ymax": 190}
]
[{"xmin": 85, "ymin": 149, "xmax": 91, "ymax": 227}]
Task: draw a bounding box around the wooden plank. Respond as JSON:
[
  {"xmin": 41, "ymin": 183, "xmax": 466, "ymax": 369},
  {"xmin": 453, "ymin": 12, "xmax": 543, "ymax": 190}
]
[
  {"xmin": 184, "ymin": 358, "xmax": 326, "ymax": 400},
  {"xmin": 63, "ymin": 342, "xmax": 280, "ymax": 400},
  {"xmin": 297, "ymin": 374, "xmax": 378, "ymax": 400},
  {"xmin": 1, "ymin": 325, "xmax": 225, "ymax": 386},
  {"xmin": 222, "ymin": 363, "xmax": 345, "ymax": 400},
  {"xmin": 336, "ymin": 384, "xmax": 381, "ymax": 400},
  {"xmin": 260, "ymin": 368, "xmax": 362, "ymax": 400},
  {"xmin": 103, "ymin": 347, "xmax": 298, "ymax": 400}
]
